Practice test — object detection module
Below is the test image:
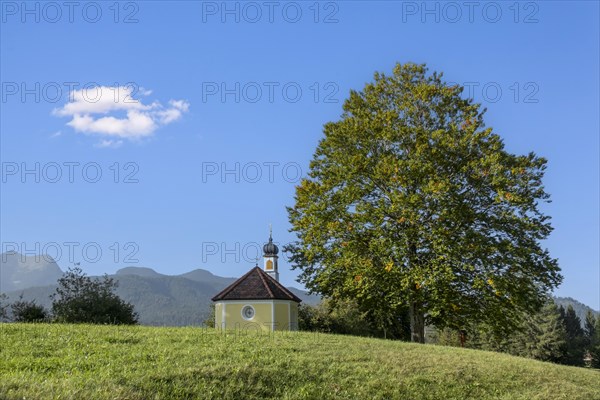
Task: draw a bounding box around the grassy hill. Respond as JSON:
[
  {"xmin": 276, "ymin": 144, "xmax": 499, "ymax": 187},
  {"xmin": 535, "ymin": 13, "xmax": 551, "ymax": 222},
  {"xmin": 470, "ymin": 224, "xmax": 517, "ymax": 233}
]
[{"xmin": 1, "ymin": 324, "xmax": 598, "ymax": 400}]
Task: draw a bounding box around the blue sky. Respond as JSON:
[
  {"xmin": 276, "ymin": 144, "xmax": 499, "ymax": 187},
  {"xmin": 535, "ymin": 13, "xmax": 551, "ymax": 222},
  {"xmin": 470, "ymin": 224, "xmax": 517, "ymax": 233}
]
[{"xmin": 1, "ymin": 1, "xmax": 598, "ymax": 309}]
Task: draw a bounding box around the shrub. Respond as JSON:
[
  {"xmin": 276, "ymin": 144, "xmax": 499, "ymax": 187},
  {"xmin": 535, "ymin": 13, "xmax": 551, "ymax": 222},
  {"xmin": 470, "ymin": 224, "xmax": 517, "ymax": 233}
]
[
  {"xmin": 51, "ymin": 266, "xmax": 138, "ymax": 324},
  {"xmin": 11, "ymin": 298, "xmax": 49, "ymax": 322}
]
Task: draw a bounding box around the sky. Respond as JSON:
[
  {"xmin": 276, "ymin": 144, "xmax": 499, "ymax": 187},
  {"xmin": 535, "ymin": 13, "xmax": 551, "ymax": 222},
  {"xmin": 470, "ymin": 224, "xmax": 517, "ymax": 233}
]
[{"xmin": 0, "ymin": 1, "xmax": 598, "ymax": 309}]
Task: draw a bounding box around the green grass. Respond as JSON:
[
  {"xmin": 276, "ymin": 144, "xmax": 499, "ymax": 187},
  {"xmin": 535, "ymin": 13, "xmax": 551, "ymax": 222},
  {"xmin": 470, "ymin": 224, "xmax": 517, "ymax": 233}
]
[{"xmin": 1, "ymin": 324, "xmax": 598, "ymax": 400}]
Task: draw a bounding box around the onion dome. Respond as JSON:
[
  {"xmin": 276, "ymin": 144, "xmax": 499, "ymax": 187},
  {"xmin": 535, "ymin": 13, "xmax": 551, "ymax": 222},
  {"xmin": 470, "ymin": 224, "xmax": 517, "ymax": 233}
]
[{"xmin": 263, "ymin": 231, "xmax": 279, "ymax": 256}]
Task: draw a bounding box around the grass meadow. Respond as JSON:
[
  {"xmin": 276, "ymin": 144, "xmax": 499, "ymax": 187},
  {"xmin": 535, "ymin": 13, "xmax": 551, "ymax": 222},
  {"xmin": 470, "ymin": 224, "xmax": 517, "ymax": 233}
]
[{"xmin": 1, "ymin": 323, "xmax": 599, "ymax": 399}]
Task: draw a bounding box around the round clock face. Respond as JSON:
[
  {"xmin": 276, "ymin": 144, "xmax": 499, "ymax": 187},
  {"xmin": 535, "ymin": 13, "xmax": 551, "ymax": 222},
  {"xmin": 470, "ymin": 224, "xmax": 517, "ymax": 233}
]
[{"xmin": 242, "ymin": 305, "xmax": 255, "ymax": 320}]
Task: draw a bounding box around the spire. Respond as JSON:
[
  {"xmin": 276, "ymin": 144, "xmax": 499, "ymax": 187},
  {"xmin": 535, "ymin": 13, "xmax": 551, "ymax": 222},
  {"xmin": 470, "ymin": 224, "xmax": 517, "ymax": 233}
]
[
  {"xmin": 263, "ymin": 225, "xmax": 279, "ymax": 281},
  {"xmin": 263, "ymin": 227, "xmax": 279, "ymax": 256}
]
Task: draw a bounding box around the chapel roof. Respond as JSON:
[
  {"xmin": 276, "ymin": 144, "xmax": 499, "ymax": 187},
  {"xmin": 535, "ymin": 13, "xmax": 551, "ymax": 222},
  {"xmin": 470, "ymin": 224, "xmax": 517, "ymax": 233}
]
[{"xmin": 211, "ymin": 266, "xmax": 302, "ymax": 303}]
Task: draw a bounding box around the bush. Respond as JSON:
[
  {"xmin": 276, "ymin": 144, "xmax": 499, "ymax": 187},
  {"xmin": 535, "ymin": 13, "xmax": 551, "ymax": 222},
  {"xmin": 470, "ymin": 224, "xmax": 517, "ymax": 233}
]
[
  {"xmin": 203, "ymin": 304, "xmax": 215, "ymax": 328},
  {"xmin": 299, "ymin": 298, "xmax": 409, "ymax": 339},
  {"xmin": 51, "ymin": 266, "xmax": 138, "ymax": 324},
  {"xmin": 11, "ymin": 297, "xmax": 49, "ymax": 322}
]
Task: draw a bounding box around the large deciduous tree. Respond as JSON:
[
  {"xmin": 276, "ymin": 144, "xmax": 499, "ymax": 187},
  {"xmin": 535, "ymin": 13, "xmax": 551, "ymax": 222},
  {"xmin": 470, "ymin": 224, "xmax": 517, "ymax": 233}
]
[{"xmin": 286, "ymin": 63, "xmax": 562, "ymax": 343}]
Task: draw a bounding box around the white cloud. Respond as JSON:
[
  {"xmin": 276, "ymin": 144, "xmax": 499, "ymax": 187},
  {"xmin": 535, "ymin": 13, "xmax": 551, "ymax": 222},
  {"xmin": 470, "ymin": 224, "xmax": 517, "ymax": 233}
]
[
  {"xmin": 169, "ymin": 99, "xmax": 190, "ymax": 112},
  {"xmin": 95, "ymin": 139, "xmax": 124, "ymax": 149},
  {"xmin": 53, "ymin": 86, "xmax": 189, "ymax": 142},
  {"xmin": 50, "ymin": 131, "xmax": 62, "ymax": 138},
  {"xmin": 155, "ymin": 99, "xmax": 191, "ymax": 124},
  {"xmin": 139, "ymin": 87, "xmax": 153, "ymax": 96},
  {"xmin": 67, "ymin": 111, "xmax": 156, "ymax": 138}
]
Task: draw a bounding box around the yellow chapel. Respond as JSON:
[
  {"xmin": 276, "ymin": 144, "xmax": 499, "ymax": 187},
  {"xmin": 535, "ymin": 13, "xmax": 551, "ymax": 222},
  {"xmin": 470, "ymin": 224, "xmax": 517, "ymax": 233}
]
[{"xmin": 211, "ymin": 230, "xmax": 301, "ymax": 331}]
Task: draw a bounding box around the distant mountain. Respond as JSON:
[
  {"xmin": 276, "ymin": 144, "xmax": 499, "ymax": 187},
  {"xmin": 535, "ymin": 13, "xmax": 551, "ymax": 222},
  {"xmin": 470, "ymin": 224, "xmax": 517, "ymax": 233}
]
[
  {"xmin": 115, "ymin": 266, "xmax": 320, "ymax": 306},
  {"xmin": 112, "ymin": 273, "xmax": 230, "ymax": 325},
  {"xmin": 14, "ymin": 253, "xmax": 597, "ymax": 328},
  {"xmin": 178, "ymin": 268, "xmax": 237, "ymax": 286},
  {"xmin": 1, "ymin": 253, "xmax": 320, "ymax": 325},
  {"xmin": 116, "ymin": 266, "xmax": 166, "ymax": 278},
  {"xmin": 553, "ymin": 296, "xmax": 599, "ymax": 325},
  {"xmin": 0, "ymin": 251, "xmax": 63, "ymax": 292}
]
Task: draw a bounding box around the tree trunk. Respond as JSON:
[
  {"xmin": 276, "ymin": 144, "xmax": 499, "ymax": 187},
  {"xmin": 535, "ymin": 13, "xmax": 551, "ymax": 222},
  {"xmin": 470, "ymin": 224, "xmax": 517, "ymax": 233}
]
[
  {"xmin": 409, "ymin": 301, "xmax": 425, "ymax": 343},
  {"xmin": 407, "ymin": 242, "xmax": 425, "ymax": 343}
]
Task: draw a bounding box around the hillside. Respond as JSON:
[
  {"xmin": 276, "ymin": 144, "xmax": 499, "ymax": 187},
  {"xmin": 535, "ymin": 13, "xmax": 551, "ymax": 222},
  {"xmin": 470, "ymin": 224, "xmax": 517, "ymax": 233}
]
[
  {"xmin": 0, "ymin": 252, "xmax": 593, "ymax": 326},
  {"xmin": 0, "ymin": 324, "xmax": 598, "ymax": 400},
  {"xmin": 1, "ymin": 260, "xmax": 320, "ymax": 325},
  {"xmin": 554, "ymin": 296, "xmax": 600, "ymax": 322}
]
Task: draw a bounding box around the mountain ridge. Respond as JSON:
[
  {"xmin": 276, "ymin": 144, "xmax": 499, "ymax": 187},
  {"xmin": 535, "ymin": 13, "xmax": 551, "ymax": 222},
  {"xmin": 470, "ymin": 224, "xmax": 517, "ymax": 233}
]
[
  {"xmin": 1, "ymin": 252, "xmax": 596, "ymax": 326},
  {"xmin": 0, "ymin": 251, "xmax": 63, "ymax": 292},
  {"xmin": 0, "ymin": 252, "xmax": 320, "ymax": 325}
]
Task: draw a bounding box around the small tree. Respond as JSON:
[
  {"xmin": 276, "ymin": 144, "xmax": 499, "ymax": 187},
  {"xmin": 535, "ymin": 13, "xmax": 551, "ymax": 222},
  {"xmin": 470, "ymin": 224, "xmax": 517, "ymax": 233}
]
[
  {"xmin": 51, "ymin": 266, "xmax": 138, "ymax": 324},
  {"xmin": 590, "ymin": 317, "xmax": 600, "ymax": 369},
  {"xmin": 583, "ymin": 311, "xmax": 598, "ymax": 367},
  {"xmin": 559, "ymin": 305, "xmax": 585, "ymax": 366},
  {"xmin": 583, "ymin": 311, "xmax": 597, "ymax": 346},
  {"xmin": 11, "ymin": 296, "xmax": 49, "ymax": 322},
  {"xmin": 203, "ymin": 304, "xmax": 215, "ymax": 328},
  {"xmin": 516, "ymin": 301, "xmax": 567, "ymax": 363}
]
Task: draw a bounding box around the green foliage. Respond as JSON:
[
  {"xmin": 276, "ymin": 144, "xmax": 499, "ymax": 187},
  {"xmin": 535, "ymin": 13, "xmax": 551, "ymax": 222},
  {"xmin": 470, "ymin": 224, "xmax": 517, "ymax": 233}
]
[
  {"xmin": 553, "ymin": 297, "xmax": 599, "ymax": 326},
  {"xmin": 286, "ymin": 62, "xmax": 562, "ymax": 343},
  {"xmin": 299, "ymin": 298, "xmax": 410, "ymax": 339},
  {"xmin": 431, "ymin": 300, "xmax": 568, "ymax": 364},
  {"xmin": 583, "ymin": 310, "xmax": 598, "ymax": 368},
  {"xmin": 560, "ymin": 305, "xmax": 586, "ymax": 366},
  {"xmin": 0, "ymin": 293, "xmax": 8, "ymax": 321},
  {"xmin": 590, "ymin": 317, "xmax": 600, "ymax": 369},
  {"xmin": 1, "ymin": 324, "xmax": 599, "ymax": 400},
  {"xmin": 497, "ymin": 300, "xmax": 566, "ymax": 363},
  {"xmin": 298, "ymin": 299, "xmax": 386, "ymax": 338},
  {"xmin": 583, "ymin": 310, "xmax": 597, "ymax": 346},
  {"xmin": 51, "ymin": 267, "xmax": 138, "ymax": 325},
  {"xmin": 203, "ymin": 304, "xmax": 215, "ymax": 328},
  {"xmin": 522, "ymin": 301, "xmax": 568, "ymax": 363},
  {"xmin": 430, "ymin": 299, "xmax": 590, "ymax": 368},
  {"xmin": 10, "ymin": 296, "xmax": 49, "ymax": 322},
  {"xmin": 427, "ymin": 326, "xmax": 465, "ymax": 347}
]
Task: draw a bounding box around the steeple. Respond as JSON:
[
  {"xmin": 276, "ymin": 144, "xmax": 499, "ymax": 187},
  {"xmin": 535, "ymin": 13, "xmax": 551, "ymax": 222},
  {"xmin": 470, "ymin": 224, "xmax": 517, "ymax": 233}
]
[{"xmin": 263, "ymin": 225, "xmax": 279, "ymax": 281}]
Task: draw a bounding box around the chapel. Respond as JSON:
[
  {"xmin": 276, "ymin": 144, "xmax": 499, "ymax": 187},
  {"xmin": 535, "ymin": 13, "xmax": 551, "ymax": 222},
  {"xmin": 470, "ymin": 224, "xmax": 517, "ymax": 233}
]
[{"xmin": 211, "ymin": 230, "xmax": 301, "ymax": 331}]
